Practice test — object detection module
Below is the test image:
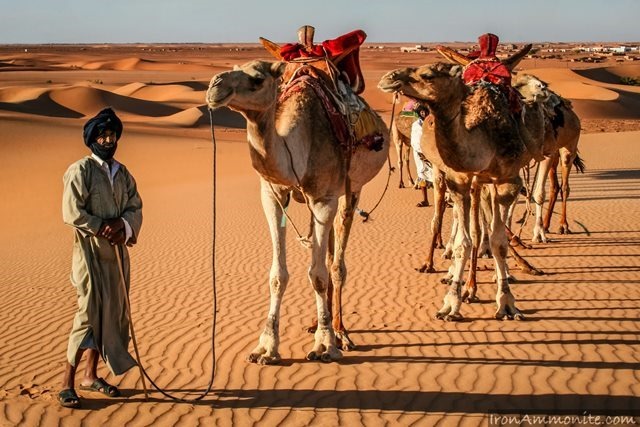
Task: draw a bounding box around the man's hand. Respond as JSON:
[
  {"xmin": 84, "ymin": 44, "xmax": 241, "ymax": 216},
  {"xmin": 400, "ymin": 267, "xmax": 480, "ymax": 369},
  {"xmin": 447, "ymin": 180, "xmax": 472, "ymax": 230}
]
[
  {"xmin": 98, "ymin": 218, "xmax": 124, "ymax": 240},
  {"xmin": 108, "ymin": 229, "xmax": 126, "ymax": 246}
]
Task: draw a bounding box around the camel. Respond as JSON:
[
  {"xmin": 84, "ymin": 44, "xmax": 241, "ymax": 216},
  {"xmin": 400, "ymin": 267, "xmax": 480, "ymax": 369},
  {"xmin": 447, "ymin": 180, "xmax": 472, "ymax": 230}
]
[
  {"xmin": 378, "ymin": 62, "xmax": 544, "ymax": 320},
  {"xmin": 206, "ymin": 59, "xmax": 389, "ymax": 363},
  {"xmin": 392, "ymin": 113, "xmax": 416, "ymax": 188},
  {"xmin": 512, "ymin": 74, "xmax": 583, "ymax": 242}
]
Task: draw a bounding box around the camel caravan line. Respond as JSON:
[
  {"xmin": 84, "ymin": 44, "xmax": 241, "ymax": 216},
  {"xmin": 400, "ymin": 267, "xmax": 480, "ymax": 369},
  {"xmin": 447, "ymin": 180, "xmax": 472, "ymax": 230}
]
[{"xmin": 205, "ymin": 27, "xmax": 583, "ymax": 363}]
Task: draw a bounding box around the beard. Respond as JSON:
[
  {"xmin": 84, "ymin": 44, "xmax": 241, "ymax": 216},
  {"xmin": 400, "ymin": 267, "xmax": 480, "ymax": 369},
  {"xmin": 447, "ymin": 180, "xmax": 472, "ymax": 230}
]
[{"xmin": 90, "ymin": 141, "xmax": 117, "ymax": 160}]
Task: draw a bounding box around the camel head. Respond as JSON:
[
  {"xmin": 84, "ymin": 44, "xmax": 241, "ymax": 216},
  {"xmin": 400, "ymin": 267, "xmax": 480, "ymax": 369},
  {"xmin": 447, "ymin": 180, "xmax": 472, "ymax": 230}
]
[
  {"xmin": 206, "ymin": 60, "xmax": 286, "ymax": 113},
  {"xmin": 512, "ymin": 73, "xmax": 551, "ymax": 104},
  {"xmin": 378, "ymin": 62, "xmax": 464, "ymax": 105}
]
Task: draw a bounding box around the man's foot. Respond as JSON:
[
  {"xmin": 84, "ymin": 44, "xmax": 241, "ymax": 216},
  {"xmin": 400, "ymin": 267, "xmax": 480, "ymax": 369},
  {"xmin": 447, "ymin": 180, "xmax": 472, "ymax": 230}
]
[
  {"xmin": 79, "ymin": 377, "xmax": 120, "ymax": 397},
  {"xmin": 58, "ymin": 388, "xmax": 80, "ymax": 408},
  {"xmin": 416, "ymin": 200, "xmax": 430, "ymax": 207}
]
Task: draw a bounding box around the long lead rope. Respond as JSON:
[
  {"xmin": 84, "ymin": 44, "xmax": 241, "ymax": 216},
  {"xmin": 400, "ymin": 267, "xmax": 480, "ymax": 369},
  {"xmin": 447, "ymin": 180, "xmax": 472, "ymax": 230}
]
[
  {"xmin": 115, "ymin": 110, "xmax": 220, "ymax": 402},
  {"xmin": 356, "ymin": 92, "xmax": 398, "ymax": 222}
]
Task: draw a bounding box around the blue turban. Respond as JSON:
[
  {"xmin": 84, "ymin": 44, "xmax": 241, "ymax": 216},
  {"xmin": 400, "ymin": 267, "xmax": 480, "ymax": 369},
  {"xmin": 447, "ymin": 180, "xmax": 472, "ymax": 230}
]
[{"xmin": 83, "ymin": 107, "xmax": 123, "ymax": 147}]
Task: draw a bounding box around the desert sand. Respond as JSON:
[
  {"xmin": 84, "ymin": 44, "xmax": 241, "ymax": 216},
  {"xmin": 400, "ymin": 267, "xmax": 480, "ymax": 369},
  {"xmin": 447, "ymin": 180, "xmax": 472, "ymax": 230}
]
[{"xmin": 0, "ymin": 44, "xmax": 639, "ymax": 426}]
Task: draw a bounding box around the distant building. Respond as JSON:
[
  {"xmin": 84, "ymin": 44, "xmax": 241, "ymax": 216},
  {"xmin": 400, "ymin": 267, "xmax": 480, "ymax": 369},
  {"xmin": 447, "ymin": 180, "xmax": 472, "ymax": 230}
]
[{"xmin": 400, "ymin": 45, "xmax": 429, "ymax": 53}]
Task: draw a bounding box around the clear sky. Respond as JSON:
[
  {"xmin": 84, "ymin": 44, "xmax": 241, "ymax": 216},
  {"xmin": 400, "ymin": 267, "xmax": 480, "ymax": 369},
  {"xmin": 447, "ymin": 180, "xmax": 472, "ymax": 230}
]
[{"xmin": 1, "ymin": 0, "xmax": 638, "ymax": 44}]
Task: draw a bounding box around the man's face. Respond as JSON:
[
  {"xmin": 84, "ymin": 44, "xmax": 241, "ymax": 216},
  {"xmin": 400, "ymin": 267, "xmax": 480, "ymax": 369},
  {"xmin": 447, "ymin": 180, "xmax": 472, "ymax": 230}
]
[{"xmin": 96, "ymin": 129, "xmax": 117, "ymax": 147}]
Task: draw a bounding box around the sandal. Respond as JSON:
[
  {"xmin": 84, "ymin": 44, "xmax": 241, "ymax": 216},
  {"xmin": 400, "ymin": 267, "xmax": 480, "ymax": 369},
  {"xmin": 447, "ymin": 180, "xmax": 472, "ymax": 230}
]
[
  {"xmin": 58, "ymin": 388, "xmax": 80, "ymax": 408},
  {"xmin": 79, "ymin": 377, "xmax": 120, "ymax": 397}
]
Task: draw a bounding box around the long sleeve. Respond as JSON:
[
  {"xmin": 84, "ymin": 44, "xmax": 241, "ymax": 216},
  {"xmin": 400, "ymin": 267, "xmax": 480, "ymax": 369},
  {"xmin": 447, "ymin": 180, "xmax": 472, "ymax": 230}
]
[
  {"xmin": 120, "ymin": 166, "xmax": 143, "ymax": 243},
  {"xmin": 62, "ymin": 162, "xmax": 102, "ymax": 237}
]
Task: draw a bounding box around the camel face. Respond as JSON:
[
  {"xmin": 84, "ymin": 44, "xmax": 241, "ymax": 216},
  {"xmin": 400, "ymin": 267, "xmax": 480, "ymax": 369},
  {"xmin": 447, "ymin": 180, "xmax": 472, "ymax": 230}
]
[
  {"xmin": 206, "ymin": 60, "xmax": 286, "ymax": 113},
  {"xmin": 513, "ymin": 74, "xmax": 551, "ymax": 103},
  {"xmin": 378, "ymin": 63, "xmax": 463, "ymax": 103}
]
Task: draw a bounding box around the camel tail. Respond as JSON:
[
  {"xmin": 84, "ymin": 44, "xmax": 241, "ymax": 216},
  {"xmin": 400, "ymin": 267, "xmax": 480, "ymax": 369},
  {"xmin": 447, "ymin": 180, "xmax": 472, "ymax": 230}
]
[{"xmin": 573, "ymin": 153, "xmax": 586, "ymax": 174}]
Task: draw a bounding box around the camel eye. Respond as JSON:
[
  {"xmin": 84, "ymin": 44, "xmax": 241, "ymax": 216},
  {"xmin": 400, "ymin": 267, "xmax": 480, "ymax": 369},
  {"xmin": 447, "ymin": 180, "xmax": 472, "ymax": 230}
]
[{"xmin": 249, "ymin": 76, "xmax": 265, "ymax": 89}]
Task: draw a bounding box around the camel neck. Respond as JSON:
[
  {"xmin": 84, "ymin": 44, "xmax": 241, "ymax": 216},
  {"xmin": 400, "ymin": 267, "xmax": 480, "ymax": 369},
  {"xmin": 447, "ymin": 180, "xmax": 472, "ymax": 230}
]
[{"xmin": 245, "ymin": 108, "xmax": 298, "ymax": 186}]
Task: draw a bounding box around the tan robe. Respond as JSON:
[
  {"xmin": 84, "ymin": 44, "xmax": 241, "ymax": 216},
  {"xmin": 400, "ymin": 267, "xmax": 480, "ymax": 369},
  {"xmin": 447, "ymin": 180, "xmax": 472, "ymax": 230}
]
[{"xmin": 62, "ymin": 156, "xmax": 142, "ymax": 375}]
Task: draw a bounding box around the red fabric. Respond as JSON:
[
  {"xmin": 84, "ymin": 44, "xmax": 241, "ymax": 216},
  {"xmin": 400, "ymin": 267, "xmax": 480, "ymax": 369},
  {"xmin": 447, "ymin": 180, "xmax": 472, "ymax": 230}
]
[
  {"xmin": 279, "ymin": 29, "xmax": 367, "ymax": 94},
  {"xmin": 478, "ymin": 33, "xmax": 499, "ymax": 58},
  {"xmin": 466, "ymin": 33, "xmax": 500, "ymax": 60},
  {"xmin": 463, "ymin": 60, "xmax": 512, "ymax": 86},
  {"xmin": 462, "ymin": 32, "xmax": 511, "ymax": 86}
]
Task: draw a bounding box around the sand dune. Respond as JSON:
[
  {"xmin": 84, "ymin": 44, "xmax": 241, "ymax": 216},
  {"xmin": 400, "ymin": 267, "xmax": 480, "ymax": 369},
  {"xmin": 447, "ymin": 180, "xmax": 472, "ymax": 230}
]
[{"xmin": 0, "ymin": 45, "xmax": 639, "ymax": 426}]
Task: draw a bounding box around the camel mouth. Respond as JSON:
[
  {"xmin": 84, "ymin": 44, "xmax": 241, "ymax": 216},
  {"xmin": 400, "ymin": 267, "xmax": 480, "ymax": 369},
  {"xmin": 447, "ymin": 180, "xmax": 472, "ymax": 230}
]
[
  {"xmin": 206, "ymin": 87, "xmax": 233, "ymax": 109},
  {"xmin": 377, "ymin": 77, "xmax": 403, "ymax": 93}
]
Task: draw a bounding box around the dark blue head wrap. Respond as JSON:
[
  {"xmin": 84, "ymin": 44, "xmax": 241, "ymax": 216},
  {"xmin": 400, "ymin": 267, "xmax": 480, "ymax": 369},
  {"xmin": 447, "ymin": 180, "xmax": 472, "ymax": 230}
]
[{"xmin": 83, "ymin": 107, "xmax": 123, "ymax": 147}]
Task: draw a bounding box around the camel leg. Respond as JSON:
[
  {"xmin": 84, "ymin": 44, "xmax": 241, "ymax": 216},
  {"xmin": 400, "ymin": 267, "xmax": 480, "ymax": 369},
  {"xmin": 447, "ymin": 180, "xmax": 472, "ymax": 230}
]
[
  {"xmin": 393, "ymin": 125, "xmax": 406, "ymax": 188},
  {"xmin": 543, "ymin": 153, "xmax": 560, "ymax": 233},
  {"xmin": 419, "ymin": 170, "xmax": 447, "ymax": 273},
  {"xmin": 491, "ymin": 182, "xmax": 525, "ymax": 321},
  {"xmin": 531, "ymin": 156, "xmax": 553, "ymax": 243},
  {"xmin": 405, "ymin": 144, "xmax": 415, "ymax": 187},
  {"xmin": 306, "ymin": 196, "xmax": 342, "ymax": 362},
  {"xmin": 329, "ymin": 192, "xmax": 360, "ymax": 351},
  {"xmin": 436, "ymin": 180, "xmax": 471, "ymax": 321},
  {"xmin": 442, "ymin": 210, "xmax": 457, "ymax": 260},
  {"xmin": 247, "ymin": 180, "xmax": 290, "ymax": 365},
  {"xmin": 558, "ymin": 147, "xmax": 575, "ymax": 235},
  {"xmin": 479, "ymin": 187, "xmax": 492, "ymax": 258},
  {"xmin": 439, "ymin": 216, "xmax": 456, "ymax": 284},
  {"xmin": 463, "ymin": 179, "xmax": 482, "ymax": 304}
]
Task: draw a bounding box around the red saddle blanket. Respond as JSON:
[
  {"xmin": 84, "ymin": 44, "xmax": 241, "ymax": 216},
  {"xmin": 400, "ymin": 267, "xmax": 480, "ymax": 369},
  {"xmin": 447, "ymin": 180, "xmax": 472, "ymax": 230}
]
[
  {"xmin": 279, "ymin": 66, "xmax": 383, "ymax": 152},
  {"xmin": 462, "ymin": 33, "xmax": 521, "ymax": 113},
  {"xmin": 279, "ymin": 29, "xmax": 367, "ymax": 94}
]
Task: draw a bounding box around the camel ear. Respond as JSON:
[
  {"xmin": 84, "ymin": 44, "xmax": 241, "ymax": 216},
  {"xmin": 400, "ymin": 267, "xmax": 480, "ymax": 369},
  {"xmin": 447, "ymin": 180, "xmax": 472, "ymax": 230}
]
[
  {"xmin": 260, "ymin": 37, "xmax": 283, "ymax": 60},
  {"xmin": 503, "ymin": 44, "xmax": 532, "ymax": 71},
  {"xmin": 436, "ymin": 45, "xmax": 472, "ymax": 66},
  {"xmin": 233, "ymin": 64, "xmax": 241, "ymax": 71},
  {"xmin": 269, "ymin": 61, "xmax": 286, "ymax": 79},
  {"xmin": 449, "ymin": 65, "xmax": 463, "ymax": 77}
]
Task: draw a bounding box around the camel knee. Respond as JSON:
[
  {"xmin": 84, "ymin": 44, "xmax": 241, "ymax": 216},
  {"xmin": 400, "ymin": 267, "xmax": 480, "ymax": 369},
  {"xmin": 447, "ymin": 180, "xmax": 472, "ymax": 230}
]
[
  {"xmin": 309, "ymin": 268, "xmax": 329, "ymax": 294},
  {"xmin": 532, "ymin": 191, "xmax": 545, "ymax": 206},
  {"xmin": 490, "ymin": 240, "xmax": 508, "ymax": 260},
  {"xmin": 330, "ymin": 261, "xmax": 346, "ymax": 284},
  {"xmin": 453, "ymin": 238, "xmax": 471, "ymax": 260},
  {"xmin": 269, "ymin": 274, "xmax": 289, "ymax": 295}
]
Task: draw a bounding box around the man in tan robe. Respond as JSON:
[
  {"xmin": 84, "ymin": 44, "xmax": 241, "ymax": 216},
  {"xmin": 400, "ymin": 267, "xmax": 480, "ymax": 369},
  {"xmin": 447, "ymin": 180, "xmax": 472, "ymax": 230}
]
[{"xmin": 59, "ymin": 108, "xmax": 143, "ymax": 408}]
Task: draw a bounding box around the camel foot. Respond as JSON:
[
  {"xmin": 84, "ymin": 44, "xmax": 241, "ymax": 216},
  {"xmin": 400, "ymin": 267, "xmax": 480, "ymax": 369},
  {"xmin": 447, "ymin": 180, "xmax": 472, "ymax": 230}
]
[
  {"xmin": 306, "ymin": 346, "xmax": 342, "ymax": 363},
  {"xmin": 495, "ymin": 292, "xmax": 525, "ymax": 321},
  {"xmin": 531, "ymin": 234, "xmax": 548, "ymax": 244},
  {"xmin": 436, "ymin": 290, "xmax": 462, "ymax": 321},
  {"xmin": 247, "ymin": 351, "xmax": 281, "ymax": 365},
  {"xmin": 398, "ymin": 182, "xmax": 405, "ymax": 189},
  {"xmin": 417, "ymin": 264, "xmax": 436, "ymax": 274},
  {"xmin": 440, "ymin": 274, "xmax": 452, "ymax": 285},
  {"xmin": 435, "ymin": 311, "xmax": 464, "ymax": 322},
  {"xmin": 559, "ymin": 225, "xmax": 571, "ymax": 235},
  {"xmin": 495, "ymin": 307, "xmax": 526, "ymax": 321},
  {"xmin": 462, "ymin": 290, "xmax": 479, "ymax": 304},
  {"xmin": 335, "ymin": 330, "xmax": 356, "ymax": 351}
]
